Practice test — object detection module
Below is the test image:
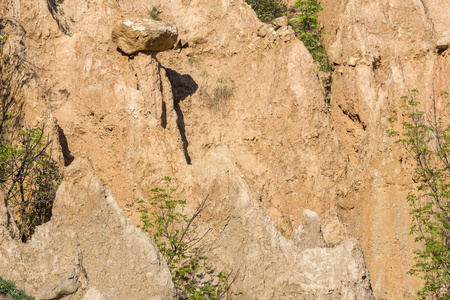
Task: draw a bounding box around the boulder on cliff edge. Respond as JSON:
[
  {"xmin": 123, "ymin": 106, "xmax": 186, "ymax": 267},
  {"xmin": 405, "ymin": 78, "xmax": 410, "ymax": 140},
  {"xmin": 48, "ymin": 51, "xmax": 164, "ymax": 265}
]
[{"xmin": 112, "ymin": 18, "xmax": 178, "ymax": 55}]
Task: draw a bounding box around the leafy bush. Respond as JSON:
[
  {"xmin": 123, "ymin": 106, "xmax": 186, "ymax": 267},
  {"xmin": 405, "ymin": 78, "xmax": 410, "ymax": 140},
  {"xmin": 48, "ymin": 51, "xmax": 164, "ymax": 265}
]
[
  {"xmin": 0, "ymin": 40, "xmax": 61, "ymax": 242},
  {"xmin": 246, "ymin": 0, "xmax": 332, "ymax": 73},
  {"xmin": 0, "ymin": 276, "xmax": 34, "ymax": 300},
  {"xmin": 138, "ymin": 177, "xmax": 233, "ymax": 300},
  {"xmin": 0, "ymin": 124, "xmax": 61, "ymax": 241},
  {"xmin": 292, "ymin": 0, "xmax": 331, "ymax": 72},
  {"xmin": 245, "ymin": 0, "xmax": 286, "ymax": 23},
  {"xmin": 387, "ymin": 90, "xmax": 450, "ymax": 299}
]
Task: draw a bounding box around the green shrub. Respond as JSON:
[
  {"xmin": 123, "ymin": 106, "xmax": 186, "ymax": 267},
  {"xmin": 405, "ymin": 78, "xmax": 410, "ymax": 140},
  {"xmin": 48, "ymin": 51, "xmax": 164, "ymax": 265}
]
[
  {"xmin": 245, "ymin": 0, "xmax": 286, "ymax": 23},
  {"xmin": 245, "ymin": 0, "xmax": 332, "ymax": 73},
  {"xmin": 0, "ymin": 276, "xmax": 34, "ymax": 300},
  {"xmin": 387, "ymin": 90, "xmax": 450, "ymax": 299},
  {"xmin": 292, "ymin": 0, "xmax": 331, "ymax": 72},
  {"xmin": 138, "ymin": 177, "xmax": 233, "ymax": 300},
  {"xmin": 0, "ymin": 42, "xmax": 61, "ymax": 242},
  {"xmin": 0, "ymin": 124, "xmax": 61, "ymax": 242}
]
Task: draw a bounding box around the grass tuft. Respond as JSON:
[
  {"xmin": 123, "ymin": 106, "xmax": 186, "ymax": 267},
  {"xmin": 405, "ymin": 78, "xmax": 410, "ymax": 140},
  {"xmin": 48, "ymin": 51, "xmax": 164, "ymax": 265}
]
[{"xmin": 0, "ymin": 276, "xmax": 34, "ymax": 300}]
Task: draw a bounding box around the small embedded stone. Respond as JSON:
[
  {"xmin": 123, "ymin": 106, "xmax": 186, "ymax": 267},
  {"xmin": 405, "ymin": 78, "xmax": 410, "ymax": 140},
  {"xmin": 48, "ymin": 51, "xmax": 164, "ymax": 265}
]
[
  {"xmin": 436, "ymin": 39, "xmax": 449, "ymax": 50},
  {"xmin": 273, "ymin": 16, "xmax": 288, "ymax": 30},
  {"xmin": 257, "ymin": 24, "xmax": 271, "ymax": 37}
]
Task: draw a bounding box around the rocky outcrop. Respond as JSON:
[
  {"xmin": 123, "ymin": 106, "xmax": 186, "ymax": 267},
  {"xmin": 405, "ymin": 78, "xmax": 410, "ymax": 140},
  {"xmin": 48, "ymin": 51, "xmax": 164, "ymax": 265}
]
[
  {"xmin": 190, "ymin": 147, "xmax": 373, "ymax": 299},
  {"xmin": 318, "ymin": 0, "xmax": 450, "ymax": 298},
  {"xmin": 40, "ymin": 271, "xmax": 79, "ymax": 300},
  {"xmin": 436, "ymin": 38, "xmax": 449, "ymax": 50},
  {"xmin": 112, "ymin": 18, "xmax": 178, "ymax": 55},
  {"xmin": 292, "ymin": 209, "xmax": 327, "ymax": 250},
  {"xmin": 257, "ymin": 16, "xmax": 295, "ymax": 41},
  {"xmin": 0, "ymin": 159, "xmax": 174, "ymax": 299}
]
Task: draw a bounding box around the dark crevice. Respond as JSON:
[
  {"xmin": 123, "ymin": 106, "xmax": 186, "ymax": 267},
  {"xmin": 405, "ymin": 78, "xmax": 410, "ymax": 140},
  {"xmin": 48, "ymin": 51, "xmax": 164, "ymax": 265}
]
[
  {"xmin": 164, "ymin": 68, "xmax": 198, "ymax": 165},
  {"xmin": 437, "ymin": 48, "xmax": 448, "ymax": 55},
  {"xmin": 45, "ymin": 0, "xmax": 70, "ymax": 35},
  {"xmin": 322, "ymin": 75, "xmax": 332, "ymax": 104},
  {"xmin": 165, "ymin": 68, "xmax": 199, "ymax": 102},
  {"xmin": 372, "ymin": 56, "xmax": 381, "ymax": 71},
  {"xmin": 57, "ymin": 125, "xmax": 74, "ymax": 166},
  {"xmin": 161, "ymin": 101, "xmax": 167, "ymax": 129},
  {"xmin": 338, "ymin": 103, "xmax": 367, "ymax": 131}
]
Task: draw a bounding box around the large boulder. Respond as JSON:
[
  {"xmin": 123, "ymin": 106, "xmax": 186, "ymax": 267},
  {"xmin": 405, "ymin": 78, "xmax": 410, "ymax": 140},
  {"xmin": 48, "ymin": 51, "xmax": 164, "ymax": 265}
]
[{"xmin": 112, "ymin": 18, "xmax": 178, "ymax": 55}]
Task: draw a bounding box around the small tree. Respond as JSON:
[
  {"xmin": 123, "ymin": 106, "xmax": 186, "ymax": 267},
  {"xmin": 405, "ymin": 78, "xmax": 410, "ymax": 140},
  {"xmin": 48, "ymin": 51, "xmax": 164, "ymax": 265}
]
[
  {"xmin": 0, "ymin": 124, "xmax": 61, "ymax": 241},
  {"xmin": 387, "ymin": 89, "xmax": 450, "ymax": 299},
  {"xmin": 138, "ymin": 177, "xmax": 235, "ymax": 300},
  {"xmin": 1, "ymin": 37, "xmax": 61, "ymax": 242},
  {"xmin": 293, "ymin": 0, "xmax": 331, "ymax": 72}
]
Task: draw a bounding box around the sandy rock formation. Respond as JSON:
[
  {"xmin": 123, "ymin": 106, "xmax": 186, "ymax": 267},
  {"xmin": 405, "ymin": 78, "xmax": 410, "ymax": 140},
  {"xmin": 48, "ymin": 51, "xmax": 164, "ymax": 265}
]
[
  {"xmin": 273, "ymin": 16, "xmax": 288, "ymax": 29},
  {"xmin": 0, "ymin": 0, "xmax": 393, "ymax": 298},
  {"xmin": 112, "ymin": 18, "xmax": 178, "ymax": 55},
  {"xmin": 0, "ymin": 159, "xmax": 174, "ymax": 299},
  {"xmin": 155, "ymin": 0, "xmax": 348, "ymax": 240},
  {"xmin": 318, "ymin": 0, "xmax": 450, "ymax": 298},
  {"xmin": 292, "ymin": 209, "xmax": 327, "ymax": 250},
  {"xmin": 191, "ymin": 147, "xmax": 374, "ymax": 299},
  {"xmin": 2, "ymin": 0, "xmax": 347, "ymax": 240}
]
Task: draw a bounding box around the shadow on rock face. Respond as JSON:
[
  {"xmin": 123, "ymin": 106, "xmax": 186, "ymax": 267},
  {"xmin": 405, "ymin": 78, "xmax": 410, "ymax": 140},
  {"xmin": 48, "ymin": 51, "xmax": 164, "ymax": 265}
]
[
  {"xmin": 57, "ymin": 125, "xmax": 74, "ymax": 166},
  {"xmin": 164, "ymin": 68, "xmax": 198, "ymax": 103},
  {"xmin": 163, "ymin": 68, "xmax": 198, "ymax": 165}
]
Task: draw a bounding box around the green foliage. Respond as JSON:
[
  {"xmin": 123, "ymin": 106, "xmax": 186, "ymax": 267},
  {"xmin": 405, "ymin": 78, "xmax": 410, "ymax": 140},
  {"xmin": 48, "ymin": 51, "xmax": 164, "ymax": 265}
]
[
  {"xmin": 293, "ymin": 0, "xmax": 331, "ymax": 72},
  {"xmin": 1, "ymin": 43, "xmax": 61, "ymax": 242},
  {"xmin": 387, "ymin": 90, "xmax": 450, "ymax": 300},
  {"xmin": 0, "ymin": 276, "xmax": 34, "ymax": 300},
  {"xmin": 150, "ymin": 6, "xmax": 161, "ymax": 21},
  {"xmin": 138, "ymin": 177, "xmax": 231, "ymax": 300},
  {"xmin": 245, "ymin": 0, "xmax": 286, "ymax": 23},
  {"xmin": 0, "ymin": 124, "xmax": 61, "ymax": 241},
  {"xmin": 245, "ymin": 0, "xmax": 331, "ymax": 73},
  {"xmin": 0, "ymin": 34, "xmax": 8, "ymax": 42}
]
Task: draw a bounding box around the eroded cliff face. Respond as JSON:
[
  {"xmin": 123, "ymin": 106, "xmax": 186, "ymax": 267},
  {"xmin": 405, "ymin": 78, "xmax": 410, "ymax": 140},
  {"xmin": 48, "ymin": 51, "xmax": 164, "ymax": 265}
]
[
  {"xmin": 1, "ymin": 0, "xmax": 447, "ymax": 298},
  {"xmin": 0, "ymin": 0, "xmax": 374, "ymax": 298},
  {"xmin": 318, "ymin": 0, "xmax": 450, "ymax": 299},
  {"xmin": 0, "ymin": 159, "xmax": 175, "ymax": 299}
]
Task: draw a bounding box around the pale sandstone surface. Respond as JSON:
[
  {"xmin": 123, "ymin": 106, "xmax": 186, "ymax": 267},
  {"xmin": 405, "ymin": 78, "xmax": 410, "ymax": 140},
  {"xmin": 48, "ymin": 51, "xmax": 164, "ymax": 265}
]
[
  {"xmin": 155, "ymin": 0, "xmax": 450, "ymax": 298},
  {"xmin": 0, "ymin": 159, "xmax": 174, "ymax": 299},
  {"xmin": 154, "ymin": 0, "xmax": 350, "ymax": 240},
  {"xmin": 189, "ymin": 147, "xmax": 373, "ymax": 299},
  {"xmin": 4, "ymin": 0, "xmax": 350, "ymax": 241}
]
